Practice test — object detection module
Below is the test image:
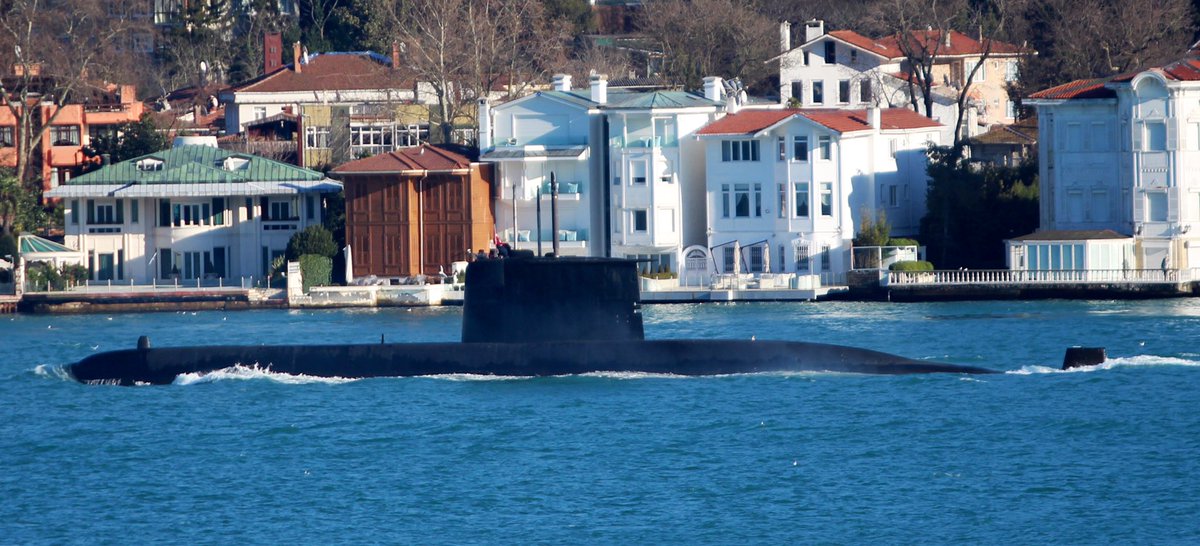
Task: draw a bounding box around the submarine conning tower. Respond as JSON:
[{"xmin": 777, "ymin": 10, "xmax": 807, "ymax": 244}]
[{"xmin": 461, "ymin": 257, "xmax": 645, "ymax": 343}]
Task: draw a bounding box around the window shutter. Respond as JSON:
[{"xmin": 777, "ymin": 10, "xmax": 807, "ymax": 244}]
[
  {"xmin": 1168, "ymin": 188, "xmax": 1180, "ymax": 222},
  {"xmin": 159, "ymin": 200, "xmax": 170, "ymax": 226},
  {"xmin": 1133, "ymin": 190, "xmax": 1145, "ymax": 222},
  {"xmin": 1132, "ymin": 123, "xmax": 1143, "ymax": 152},
  {"xmin": 115, "ymin": 200, "xmax": 124, "ymax": 224},
  {"xmin": 1167, "ymin": 118, "xmax": 1179, "ymax": 150}
]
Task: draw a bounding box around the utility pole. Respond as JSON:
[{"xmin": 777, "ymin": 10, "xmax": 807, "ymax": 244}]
[{"xmin": 550, "ymin": 171, "xmax": 560, "ymax": 257}]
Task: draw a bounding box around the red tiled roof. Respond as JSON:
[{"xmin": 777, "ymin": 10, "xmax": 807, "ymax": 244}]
[
  {"xmin": 877, "ymin": 30, "xmax": 1025, "ymax": 58},
  {"xmin": 1028, "ymin": 78, "xmax": 1116, "ymax": 100},
  {"xmin": 698, "ymin": 108, "xmax": 941, "ymax": 136},
  {"xmin": 230, "ymin": 53, "xmax": 414, "ymax": 94},
  {"xmin": 332, "ymin": 145, "xmax": 471, "ymax": 174},
  {"xmin": 696, "ymin": 110, "xmax": 795, "ymax": 136},
  {"xmin": 827, "ymin": 30, "xmax": 899, "ymax": 58}
]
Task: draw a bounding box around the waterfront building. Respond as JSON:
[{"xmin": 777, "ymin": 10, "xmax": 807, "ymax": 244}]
[
  {"xmin": 332, "ymin": 145, "xmax": 494, "ymax": 278},
  {"xmin": 0, "ymin": 74, "xmax": 146, "ymax": 192},
  {"xmin": 44, "ymin": 138, "xmax": 340, "ymax": 283},
  {"xmin": 773, "ymin": 20, "xmax": 1026, "ymax": 140},
  {"xmin": 695, "ymin": 107, "xmax": 941, "ymax": 282},
  {"xmin": 219, "ymin": 40, "xmax": 434, "ymax": 169},
  {"xmin": 1013, "ymin": 50, "xmax": 1200, "ymax": 272},
  {"xmin": 479, "ymin": 73, "xmax": 720, "ymax": 268}
]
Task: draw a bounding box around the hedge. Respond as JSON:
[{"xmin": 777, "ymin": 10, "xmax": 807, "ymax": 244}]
[
  {"xmin": 299, "ymin": 254, "xmax": 332, "ymax": 292},
  {"xmin": 889, "ymin": 260, "xmax": 934, "ymax": 272},
  {"xmin": 887, "ymin": 237, "xmax": 919, "ymax": 247}
]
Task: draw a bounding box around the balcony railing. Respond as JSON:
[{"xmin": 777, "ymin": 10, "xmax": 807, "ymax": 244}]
[
  {"xmin": 610, "ymin": 135, "xmax": 678, "ymax": 149},
  {"xmin": 885, "ymin": 268, "xmax": 1197, "ymax": 286}
]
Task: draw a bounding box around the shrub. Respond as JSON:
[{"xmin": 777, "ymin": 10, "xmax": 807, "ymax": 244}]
[
  {"xmin": 269, "ymin": 255, "xmax": 287, "ymax": 288},
  {"xmin": 299, "ymin": 254, "xmax": 332, "ymax": 292},
  {"xmin": 286, "ymin": 225, "xmax": 337, "ymax": 260},
  {"xmin": 890, "ymin": 260, "xmax": 934, "ymax": 272},
  {"xmin": 25, "ymin": 262, "xmax": 65, "ymax": 291},
  {"xmin": 61, "ymin": 264, "xmax": 89, "ymax": 285},
  {"xmin": 887, "ymin": 237, "xmax": 918, "ymax": 247},
  {"xmin": 0, "ymin": 233, "xmax": 16, "ymax": 260}
]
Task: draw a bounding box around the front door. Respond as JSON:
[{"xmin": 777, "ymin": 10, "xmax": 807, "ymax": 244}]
[{"xmin": 97, "ymin": 253, "xmax": 114, "ymax": 281}]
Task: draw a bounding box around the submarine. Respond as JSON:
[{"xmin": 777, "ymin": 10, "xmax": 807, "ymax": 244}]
[{"xmin": 68, "ymin": 257, "xmax": 998, "ymax": 385}]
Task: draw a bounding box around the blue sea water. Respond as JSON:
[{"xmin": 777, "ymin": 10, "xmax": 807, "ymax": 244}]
[{"xmin": 3, "ymin": 300, "xmax": 1200, "ymax": 544}]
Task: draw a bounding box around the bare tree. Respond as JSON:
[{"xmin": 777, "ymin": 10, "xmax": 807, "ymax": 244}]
[
  {"xmin": 870, "ymin": 0, "xmax": 1017, "ymax": 154},
  {"xmin": 1016, "ymin": 0, "xmax": 1194, "ymax": 90},
  {"xmin": 392, "ymin": 0, "xmax": 473, "ymax": 144},
  {"xmin": 0, "ymin": 0, "xmax": 149, "ymax": 186},
  {"xmin": 394, "ymin": 0, "xmax": 568, "ymax": 144},
  {"xmin": 640, "ymin": 0, "xmax": 779, "ymax": 93}
]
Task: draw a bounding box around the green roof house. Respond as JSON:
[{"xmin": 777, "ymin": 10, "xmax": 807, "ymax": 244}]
[{"xmin": 45, "ymin": 139, "xmax": 341, "ymax": 283}]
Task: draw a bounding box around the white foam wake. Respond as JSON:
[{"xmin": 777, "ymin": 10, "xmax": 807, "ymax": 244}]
[
  {"xmin": 32, "ymin": 364, "xmax": 73, "ymax": 382},
  {"xmin": 173, "ymin": 364, "xmax": 358, "ymax": 385},
  {"xmin": 1008, "ymin": 354, "xmax": 1200, "ymax": 375},
  {"xmin": 416, "ymin": 373, "xmax": 535, "ymax": 381}
]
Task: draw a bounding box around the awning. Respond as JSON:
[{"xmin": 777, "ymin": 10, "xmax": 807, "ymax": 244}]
[{"xmin": 480, "ymin": 146, "xmax": 588, "ymax": 161}]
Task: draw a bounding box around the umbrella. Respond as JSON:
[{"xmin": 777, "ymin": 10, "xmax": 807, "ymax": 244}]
[{"xmin": 344, "ymin": 245, "xmax": 354, "ymax": 283}]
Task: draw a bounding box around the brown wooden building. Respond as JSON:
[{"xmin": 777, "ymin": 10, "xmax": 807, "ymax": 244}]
[{"xmin": 333, "ymin": 145, "xmax": 494, "ymax": 278}]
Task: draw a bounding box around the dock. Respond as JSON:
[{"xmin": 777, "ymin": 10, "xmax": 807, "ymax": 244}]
[{"xmin": 0, "ymin": 295, "xmax": 16, "ymax": 314}]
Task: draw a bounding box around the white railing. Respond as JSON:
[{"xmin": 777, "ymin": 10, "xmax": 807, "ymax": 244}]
[
  {"xmin": 23, "ymin": 276, "xmax": 262, "ymax": 294},
  {"xmin": 885, "ymin": 268, "xmax": 1198, "ymax": 286}
]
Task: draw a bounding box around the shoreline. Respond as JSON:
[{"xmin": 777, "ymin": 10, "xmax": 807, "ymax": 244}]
[{"xmin": 7, "ymin": 280, "xmax": 1200, "ymax": 314}]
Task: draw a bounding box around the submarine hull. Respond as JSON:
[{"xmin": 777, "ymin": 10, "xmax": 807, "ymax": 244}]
[{"xmin": 69, "ymin": 339, "xmax": 995, "ymax": 385}]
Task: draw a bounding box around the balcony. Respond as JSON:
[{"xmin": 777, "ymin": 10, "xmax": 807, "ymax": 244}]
[{"xmin": 610, "ymin": 135, "xmax": 678, "ymax": 149}]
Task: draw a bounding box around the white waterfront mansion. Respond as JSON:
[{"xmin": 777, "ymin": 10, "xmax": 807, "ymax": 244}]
[
  {"xmin": 773, "ymin": 19, "xmax": 1026, "ymax": 142},
  {"xmin": 479, "ymin": 74, "xmax": 721, "ymax": 271},
  {"xmin": 696, "ymin": 107, "xmax": 942, "ymax": 282},
  {"xmin": 1013, "ymin": 50, "xmax": 1200, "ymax": 273},
  {"xmin": 45, "ymin": 140, "xmax": 341, "ymax": 284}
]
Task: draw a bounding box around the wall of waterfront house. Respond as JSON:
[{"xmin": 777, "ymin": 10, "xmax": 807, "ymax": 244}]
[
  {"xmin": 486, "ymin": 93, "xmax": 598, "ymax": 257},
  {"xmin": 62, "ymin": 195, "xmax": 324, "ymax": 283},
  {"xmin": 1029, "ymin": 70, "xmax": 1200, "ymax": 271},
  {"xmin": 704, "ymin": 117, "xmax": 939, "ymax": 278}
]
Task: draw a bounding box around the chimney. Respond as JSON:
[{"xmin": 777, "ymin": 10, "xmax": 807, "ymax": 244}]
[
  {"xmin": 551, "ymin": 74, "xmax": 572, "ymax": 92},
  {"xmin": 780, "ymin": 21, "xmax": 792, "ymax": 52},
  {"xmin": 264, "ymin": 32, "xmax": 283, "ymax": 74},
  {"xmin": 590, "ymin": 73, "xmax": 608, "ymax": 104},
  {"xmin": 943, "ymin": 31, "xmax": 952, "ymax": 49},
  {"xmin": 805, "ymin": 19, "xmax": 825, "ymax": 43},
  {"xmin": 868, "ymin": 106, "xmax": 881, "ymax": 130},
  {"xmin": 703, "ymin": 76, "xmax": 723, "ymax": 102},
  {"xmin": 391, "ymin": 40, "xmax": 401, "ymax": 70},
  {"xmin": 293, "ymin": 41, "xmax": 302, "ymax": 74},
  {"xmin": 725, "ymin": 92, "xmax": 741, "ymax": 115},
  {"xmin": 478, "ymin": 99, "xmax": 492, "ymax": 150}
]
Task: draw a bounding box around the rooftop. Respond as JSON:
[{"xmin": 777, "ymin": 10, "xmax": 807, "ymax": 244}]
[
  {"xmin": 333, "ymin": 145, "xmax": 473, "ymax": 175},
  {"xmin": 227, "ymin": 52, "xmax": 414, "ymax": 94},
  {"xmin": 697, "ymin": 107, "xmax": 941, "ymax": 136}
]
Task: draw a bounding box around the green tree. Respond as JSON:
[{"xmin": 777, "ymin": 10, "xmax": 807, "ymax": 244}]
[
  {"xmin": 90, "ymin": 114, "xmax": 170, "ymax": 166},
  {"xmin": 0, "ymin": 169, "xmax": 46, "ymax": 235},
  {"xmin": 920, "ymin": 145, "xmax": 1039, "ymax": 269},
  {"xmin": 854, "ymin": 209, "xmax": 891, "ymax": 247},
  {"xmin": 0, "ymin": 232, "xmax": 16, "ymax": 260},
  {"xmin": 286, "ymin": 225, "xmax": 338, "ymax": 260}
]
